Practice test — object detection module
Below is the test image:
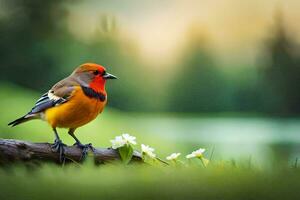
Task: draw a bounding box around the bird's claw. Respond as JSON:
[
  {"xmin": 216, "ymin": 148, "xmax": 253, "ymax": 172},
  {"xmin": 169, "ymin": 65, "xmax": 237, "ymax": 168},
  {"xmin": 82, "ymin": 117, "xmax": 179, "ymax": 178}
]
[
  {"xmin": 74, "ymin": 142, "xmax": 94, "ymax": 161},
  {"xmin": 51, "ymin": 139, "xmax": 66, "ymax": 163}
]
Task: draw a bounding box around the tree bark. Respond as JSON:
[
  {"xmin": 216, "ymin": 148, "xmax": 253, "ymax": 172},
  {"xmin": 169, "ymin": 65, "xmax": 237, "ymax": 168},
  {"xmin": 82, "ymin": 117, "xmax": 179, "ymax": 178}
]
[{"xmin": 0, "ymin": 139, "xmax": 142, "ymax": 165}]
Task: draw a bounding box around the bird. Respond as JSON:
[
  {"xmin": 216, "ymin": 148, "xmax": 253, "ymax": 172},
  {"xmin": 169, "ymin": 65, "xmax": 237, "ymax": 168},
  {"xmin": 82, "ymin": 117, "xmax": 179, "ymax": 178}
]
[{"xmin": 8, "ymin": 63, "xmax": 117, "ymax": 162}]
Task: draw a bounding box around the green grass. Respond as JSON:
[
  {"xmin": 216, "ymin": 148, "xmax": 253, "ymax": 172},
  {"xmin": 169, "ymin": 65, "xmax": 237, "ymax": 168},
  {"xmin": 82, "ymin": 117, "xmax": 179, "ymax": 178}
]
[{"xmin": 0, "ymin": 163, "xmax": 300, "ymax": 200}]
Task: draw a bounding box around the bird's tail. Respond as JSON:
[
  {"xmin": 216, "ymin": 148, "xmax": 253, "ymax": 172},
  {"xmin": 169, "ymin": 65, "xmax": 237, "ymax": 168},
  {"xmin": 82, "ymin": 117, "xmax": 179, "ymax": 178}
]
[{"xmin": 8, "ymin": 114, "xmax": 36, "ymax": 127}]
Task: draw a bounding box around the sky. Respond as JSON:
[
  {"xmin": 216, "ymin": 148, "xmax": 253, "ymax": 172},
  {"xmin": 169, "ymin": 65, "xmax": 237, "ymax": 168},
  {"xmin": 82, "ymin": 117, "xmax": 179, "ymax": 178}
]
[{"xmin": 67, "ymin": 0, "xmax": 300, "ymax": 66}]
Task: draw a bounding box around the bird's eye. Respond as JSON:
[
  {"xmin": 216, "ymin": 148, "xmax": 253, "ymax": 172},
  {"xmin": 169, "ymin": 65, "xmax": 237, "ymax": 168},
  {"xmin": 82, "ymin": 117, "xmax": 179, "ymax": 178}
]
[{"xmin": 93, "ymin": 70, "xmax": 99, "ymax": 75}]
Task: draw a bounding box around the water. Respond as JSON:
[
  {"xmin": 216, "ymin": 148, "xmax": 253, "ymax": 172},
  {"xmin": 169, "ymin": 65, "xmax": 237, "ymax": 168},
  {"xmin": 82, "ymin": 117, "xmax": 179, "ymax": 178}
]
[{"xmin": 138, "ymin": 116, "xmax": 300, "ymax": 165}]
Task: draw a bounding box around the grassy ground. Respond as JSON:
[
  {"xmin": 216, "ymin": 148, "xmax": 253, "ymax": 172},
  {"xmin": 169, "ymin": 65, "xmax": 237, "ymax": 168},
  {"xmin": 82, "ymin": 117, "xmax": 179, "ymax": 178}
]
[{"xmin": 0, "ymin": 163, "xmax": 300, "ymax": 200}]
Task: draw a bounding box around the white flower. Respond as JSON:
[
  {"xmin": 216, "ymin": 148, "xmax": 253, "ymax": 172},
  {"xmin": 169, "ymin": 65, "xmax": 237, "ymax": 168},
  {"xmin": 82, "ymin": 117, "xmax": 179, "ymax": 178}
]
[
  {"xmin": 110, "ymin": 133, "xmax": 137, "ymax": 149},
  {"xmin": 166, "ymin": 153, "xmax": 181, "ymax": 161},
  {"xmin": 141, "ymin": 144, "xmax": 156, "ymax": 158},
  {"xmin": 122, "ymin": 133, "xmax": 137, "ymax": 145},
  {"xmin": 186, "ymin": 148, "xmax": 206, "ymax": 159},
  {"xmin": 186, "ymin": 154, "xmax": 195, "ymax": 159},
  {"xmin": 110, "ymin": 136, "xmax": 126, "ymax": 149}
]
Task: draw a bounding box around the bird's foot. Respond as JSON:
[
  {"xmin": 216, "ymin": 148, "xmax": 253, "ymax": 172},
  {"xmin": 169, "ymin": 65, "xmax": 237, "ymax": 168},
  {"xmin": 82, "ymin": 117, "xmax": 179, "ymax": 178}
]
[
  {"xmin": 74, "ymin": 142, "xmax": 94, "ymax": 161},
  {"xmin": 51, "ymin": 139, "xmax": 66, "ymax": 163}
]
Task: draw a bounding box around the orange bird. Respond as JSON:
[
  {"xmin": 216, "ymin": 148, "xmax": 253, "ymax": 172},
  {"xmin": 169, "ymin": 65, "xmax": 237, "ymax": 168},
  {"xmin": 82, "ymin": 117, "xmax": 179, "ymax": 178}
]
[{"xmin": 8, "ymin": 63, "xmax": 117, "ymax": 161}]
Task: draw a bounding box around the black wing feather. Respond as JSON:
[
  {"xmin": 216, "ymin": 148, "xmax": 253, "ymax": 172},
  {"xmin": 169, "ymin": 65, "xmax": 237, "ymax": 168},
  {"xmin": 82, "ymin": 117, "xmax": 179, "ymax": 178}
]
[
  {"xmin": 35, "ymin": 93, "xmax": 49, "ymax": 105},
  {"xmin": 29, "ymin": 94, "xmax": 66, "ymax": 114},
  {"xmin": 8, "ymin": 85, "xmax": 73, "ymax": 127}
]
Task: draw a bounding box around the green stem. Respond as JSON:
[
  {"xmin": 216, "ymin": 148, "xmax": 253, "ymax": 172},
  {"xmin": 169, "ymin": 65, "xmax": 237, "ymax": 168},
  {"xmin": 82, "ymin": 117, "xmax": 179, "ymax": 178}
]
[{"xmin": 199, "ymin": 157, "xmax": 206, "ymax": 168}]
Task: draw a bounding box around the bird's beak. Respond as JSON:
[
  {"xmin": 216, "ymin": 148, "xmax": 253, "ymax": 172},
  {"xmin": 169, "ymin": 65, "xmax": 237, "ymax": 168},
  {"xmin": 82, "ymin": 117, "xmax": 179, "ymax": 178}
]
[{"xmin": 103, "ymin": 72, "xmax": 117, "ymax": 80}]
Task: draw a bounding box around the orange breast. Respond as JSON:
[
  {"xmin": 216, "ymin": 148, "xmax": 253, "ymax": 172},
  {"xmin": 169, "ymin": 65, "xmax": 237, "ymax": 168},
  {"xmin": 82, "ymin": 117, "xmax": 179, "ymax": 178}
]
[{"xmin": 45, "ymin": 87, "xmax": 107, "ymax": 129}]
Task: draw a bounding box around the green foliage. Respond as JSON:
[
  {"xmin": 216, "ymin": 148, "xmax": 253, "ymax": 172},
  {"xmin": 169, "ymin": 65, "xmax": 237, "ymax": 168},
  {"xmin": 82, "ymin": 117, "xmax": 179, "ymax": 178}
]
[
  {"xmin": 168, "ymin": 31, "xmax": 226, "ymax": 112},
  {"xmin": 0, "ymin": 0, "xmax": 68, "ymax": 91},
  {"xmin": 259, "ymin": 12, "xmax": 300, "ymax": 116},
  {"xmin": 118, "ymin": 145, "xmax": 134, "ymax": 164}
]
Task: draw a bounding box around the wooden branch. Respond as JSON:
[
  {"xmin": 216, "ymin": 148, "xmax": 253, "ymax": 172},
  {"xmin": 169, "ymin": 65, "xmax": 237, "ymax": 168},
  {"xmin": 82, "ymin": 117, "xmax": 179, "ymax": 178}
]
[{"xmin": 0, "ymin": 139, "xmax": 142, "ymax": 165}]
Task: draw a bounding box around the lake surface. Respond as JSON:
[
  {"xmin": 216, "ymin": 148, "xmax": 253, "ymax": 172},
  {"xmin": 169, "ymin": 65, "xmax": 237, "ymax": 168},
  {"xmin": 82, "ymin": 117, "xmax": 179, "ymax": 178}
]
[{"xmin": 136, "ymin": 116, "xmax": 300, "ymax": 165}]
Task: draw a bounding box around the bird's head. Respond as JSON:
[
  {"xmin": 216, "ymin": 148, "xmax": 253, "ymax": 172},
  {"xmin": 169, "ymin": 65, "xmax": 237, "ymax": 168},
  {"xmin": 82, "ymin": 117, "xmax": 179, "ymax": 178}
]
[{"xmin": 72, "ymin": 63, "xmax": 117, "ymax": 92}]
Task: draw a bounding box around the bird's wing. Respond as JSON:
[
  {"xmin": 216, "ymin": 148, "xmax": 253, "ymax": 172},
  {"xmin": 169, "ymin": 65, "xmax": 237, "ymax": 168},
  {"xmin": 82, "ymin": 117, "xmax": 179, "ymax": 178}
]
[{"xmin": 28, "ymin": 79, "xmax": 76, "ymax": 115}]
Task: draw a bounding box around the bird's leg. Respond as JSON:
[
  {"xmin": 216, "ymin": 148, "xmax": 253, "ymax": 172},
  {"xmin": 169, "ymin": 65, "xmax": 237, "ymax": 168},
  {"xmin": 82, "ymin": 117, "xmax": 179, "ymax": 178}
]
[
  {"xmin": 51, "ymin": 128, "xmax": 66, "ymax": 163},
  {"xmin": 68, "ymin": 128, "xmax": 94, "ymax": 161}
]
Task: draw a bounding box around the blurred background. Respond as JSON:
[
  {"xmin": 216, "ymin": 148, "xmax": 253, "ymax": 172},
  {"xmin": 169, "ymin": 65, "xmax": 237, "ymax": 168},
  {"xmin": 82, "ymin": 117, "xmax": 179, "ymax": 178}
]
[{"xmin": 0, "ymin": 0, "xmax": 299, "ymax": 167}]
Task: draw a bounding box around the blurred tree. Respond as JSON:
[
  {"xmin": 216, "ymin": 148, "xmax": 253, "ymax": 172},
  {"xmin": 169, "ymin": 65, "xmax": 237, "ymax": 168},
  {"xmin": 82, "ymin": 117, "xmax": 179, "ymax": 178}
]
[
  {"xmin": 168, "ymin": 28, "xmax": 226, "ymax": 112},
  {"xmin": 261, "ymin": 11, "xmax": 300, "ymax": 116},
  {"xmin": 232, "ymin": 67, "xmax": 263, "ymax": 113},
  {"xmin": 0, "ymin": 0, "xmax": 70, "ymax": 91}
]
